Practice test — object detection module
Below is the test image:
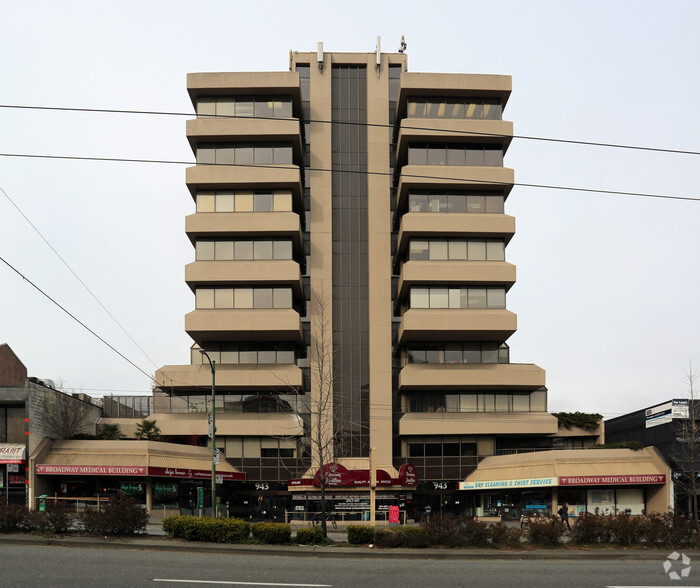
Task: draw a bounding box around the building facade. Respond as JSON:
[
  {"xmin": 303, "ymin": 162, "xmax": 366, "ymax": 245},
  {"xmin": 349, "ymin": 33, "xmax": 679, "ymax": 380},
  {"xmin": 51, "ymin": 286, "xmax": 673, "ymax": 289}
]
[{"xmin": 148, "ymin": 47, "xmax": 560, "ymax": 519}]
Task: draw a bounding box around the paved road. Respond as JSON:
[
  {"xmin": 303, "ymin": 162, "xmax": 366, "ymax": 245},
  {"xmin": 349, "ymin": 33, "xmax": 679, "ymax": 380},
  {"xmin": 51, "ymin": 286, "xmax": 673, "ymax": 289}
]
[{"xmin": 2, "ymin": 543, "xmax": 698, "ymax": 587}]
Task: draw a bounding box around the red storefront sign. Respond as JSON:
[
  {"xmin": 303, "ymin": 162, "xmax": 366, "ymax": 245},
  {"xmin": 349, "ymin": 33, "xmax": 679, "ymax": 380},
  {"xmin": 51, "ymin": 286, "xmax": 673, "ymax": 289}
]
[
  {"xmin": 289, "ymin": 463, "xmax": 418, "ymax": 488},
  {"xmin": 559, "ymin": 474, "xmax": 666, "ymax": 486},
  {"xmin": 36, "ymin": 465, "xmax": 147, "ymax": 476},
  {"xmin": 35, "ymin": 464, "xmax": 245, "ymax": 481},
  {"xmin": 398, "ymin": 463, "xmax": 417, "ymax": 486}
]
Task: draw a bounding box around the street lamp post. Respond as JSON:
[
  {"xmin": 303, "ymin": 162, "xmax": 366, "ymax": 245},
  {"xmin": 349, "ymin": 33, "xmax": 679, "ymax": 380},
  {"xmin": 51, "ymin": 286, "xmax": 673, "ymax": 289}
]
[{"xmin": 199, "ymin": 349, "xmax": 217, "ymax": 516}]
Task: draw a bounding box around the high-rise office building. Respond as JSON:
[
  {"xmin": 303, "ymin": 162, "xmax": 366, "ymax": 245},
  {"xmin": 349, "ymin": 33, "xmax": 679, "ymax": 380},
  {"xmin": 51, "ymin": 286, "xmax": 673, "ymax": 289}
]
[{"xmin": 154, "ymin": 47, "xmax": 557, "ymax": 516}]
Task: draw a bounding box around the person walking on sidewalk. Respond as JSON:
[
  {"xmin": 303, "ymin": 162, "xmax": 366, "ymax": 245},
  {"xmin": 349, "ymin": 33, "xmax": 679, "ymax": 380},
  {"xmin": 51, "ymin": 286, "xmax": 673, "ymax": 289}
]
[{"xmin": 558, "ymin": 502, "xmax": 571, "ymax": 530}]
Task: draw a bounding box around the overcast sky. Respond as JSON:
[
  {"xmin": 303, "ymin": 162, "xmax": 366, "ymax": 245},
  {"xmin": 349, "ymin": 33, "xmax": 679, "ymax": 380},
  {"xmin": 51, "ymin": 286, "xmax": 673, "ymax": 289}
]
[{"xmin": 1, "ymin": 1, "xmax": 698, "ymax": 419}]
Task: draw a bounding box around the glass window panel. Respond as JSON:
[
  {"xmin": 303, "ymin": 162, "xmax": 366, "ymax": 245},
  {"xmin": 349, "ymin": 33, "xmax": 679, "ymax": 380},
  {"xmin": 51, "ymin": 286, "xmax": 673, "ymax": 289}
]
[
  {"xmin": 273, "ymin": 288, "xmax": 292, "ymax": 308},
  {"xmin": 444, "ymin": 343, "xmax": 462, "ymax": 364},
  {"xmin": 235, "ymin": 288, "xmax": 253, "ymax": 308},
  {"xmin": 409, "ymin": 193, "xmax": 428, "ymax": 212},
  {"xmin": 408, "ymin": 444, "xmax": 424, "ymax": 457},
  {"xmin": 254, "ymin": 288, "xmax": 273, "ymax": 308},
  {"xmin": 429, "ymin": 288, "xmax": 449, "ymax": 308},
  {"xmin": 254, "ymin": 241, "xmax": 273, "ymax": 260},
  {"xmin": 197, "ymin": 147, "xmax": 215, "ymax": 164},
  {"xmin": 274, "ymin": 191, "xmax": 293, "ymax": 211},
  {"xmin": 530, "ymin": 389, "xmax": 547, "ymax": 411},
  {"xmin": 234, "ymin": 191, "xmax": 254, "ymax": 212},
  {"xmin": 463, "ymin": 342, "xmax": 481, "ymax": 363},
  {"xmin": 407, "ymin": 348, "xmax": 426, "ymax": 364},
  {"xmin": 498, "ymin": 344, "xmax": 510, "ymax": 364},
  {"xmin": 216, "ymin": 99, "xmax": 235, "ymax": 117},
  {"xmin": 275, "ymin": 99, "xmax": 292, "ymax": 118},
  {"xmin": 220, "ymin": 348, "xmax": 239, "ymax": 364},
  {"xmin": 216, "ymin": 146, "xmax": 236, "ymax": 165},
  {"xmin": 409, "ymin": 240, "xmax": 429, "ymax": 260},
  {"xmin": 445, "ymin": 395, "xmax": 459, "ymax": 412},
  {"xmin": 512, "ymin": 394, "xmax": 530, "ymax": 412},
  {"xmin": 197, "ymin": 192, "xmax": 215, "ymax": 212},
  {"xmin": 444, "ymin": 443, "xmax": 460, "ymax": 456},
  {"xmin": 446, "ymin": 146, "xmax": 466, "ymax": 166},
  {"xmin": 258, "ymin": 350, "xmax": 276, "ymax": 363},
  {"xmin": 215, "ymin": 241, "xmax": 234, "ymax": 260},
  {"xmin": 254, "ymin": 192, "xmax": 274, "ymax": 211},
  {"xmin": 425, "ymin": 102, "xmax": 440, "ymax": 118},
  {"xmin": 487, "ymin": 288, "xmax": 506, "ymax": 308},
  {"xmin": 234, "ymin": 240, "xmax": 253, "ymax": 260},
  {"xmin": 425, "ymin": 443, "xmax": 441, "ymax": 457},
  {"xmin": 429, "ymin": 240, "xmax": 448, "ymax": 260},
  {"xmin": 215, "ymin": 288, "xmax": 234, "ymax": 308},
  {"xmin": 216, "ymin": 191, "xmax": 234, "ymax": 212},
  {"xmin": 495, "ymin": 394, "xmax": 511, "ymax": 411},
  {"xmin": 233, "ymin": 145, "xmax": 253, "ymax": 165},
  {"xmin": 196, "ymin": 288, "xmax": 214, "ymax": 309},
  {"xmin": 408, "ymin": 146, "xmax": 427, "ymax": 165},
  {"xmin": 435, "ymin": 194, "xmax": 448, "ymax": 212},
  {"xmin": 466, "ymin": 147, "xmax": 485, "ymax": 166},
  {"xmin": 448, "ymin": 288, "xmax": 461, "ymax": 308},
  {"xmin": 461, "ymin": 442, "xmax": 477, "ymax": 456},
  {"xmin": 482, "ymin": 342, "xmax": 499, "ymax": 364},
  {"xmin": 448, "ymin": 240, "xmax": 467, "ymax": 260},
  {"xmin": 273, "ymin": 145, "xmax": 293, "ymax": 164},
  {"xmin": 410, "ymin": 287, "xmax": 430, "ymax": 309},
  {"xmin": 468, "ymin": 241, "xmax": 486, "ymax": 260},
  {"xmin": 239, "ymin": 350, "xmax": 257, "ymax": 364},
  {"xmin": 448, "ymin": 194, "xmax": 467, "ymax": 213},
  {"xmin": 460, "ymin": 287, "xmax": 470, "ymax": 309},
  {"xmin": 466, "ymin": 102, "xmax": 482, "ymax": 119},
  {"xmin": 254, "ymin": 100, "xmax": 274, "ymax": 118},
  {"xmin": 426, "ymin": 347, "xmax": 444, "ymax": 363},
  {"xmin": 277, "ymin": 350, "xmax": 295, "ymax": 364},
  {"xmin": 448, "ymin": 100, "xmax": 464, "ymax": 119},
  {"xmin": 485, "ymin": 194, "xmax": 505, "ymax": 213},
  {"xmin": 427, "ymin": 146, "xmax": 447, "ymax": 165},
  {"xmin": 467, "ymin": 288, "xmax": 487, "ymax": 308},
  {"xmin": 479, "ymin": 394, "xmax": 495, "ymax": 412},
  {"xmin": 486, "ymin": 241, "xmax": 505, "ymax": 261},
  {"xmin": 460, "ymin": 394, "xmax": 477, "ymax": 412},
  {"xmin": 273, "ymin": 240, "xmax": 292, "ymax": 259},
  {"xmin": 484, "ymin": 148, "xmax": 503, "ymax": 166},
  {"xmin": 197, "ymin": 97, "xmax": 216, "ymax": 117},
  {"xmin": 254, "ymin": 146, "xmax": 274, "ymax": 164},
  {"xmin": 235, "ymin": 101, "xmax": 254, "ymax": 117},
  {"xmin": 467, "ymin": 195, "xmax": 486, "ymax": 213},
  {"xmin": 196, "ymin": 241, "xmax": 215, "ymax": 260},
  {"xmin": 483, "ymin": 100, "xmax": 502, "ymax": 120}
]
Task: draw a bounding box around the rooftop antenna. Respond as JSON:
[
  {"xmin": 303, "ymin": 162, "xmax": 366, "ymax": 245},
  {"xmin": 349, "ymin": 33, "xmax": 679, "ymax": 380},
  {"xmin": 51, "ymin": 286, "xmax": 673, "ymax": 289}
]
[
  {"xmin": 375, "ymin": 36, "xmax": 381, "ymax": 75},
  {"xmin": 398, "ymin": 35, "xmax": 407, "ymax": 53},
  {"xmin": 317, "ymin": 42, "xmax": 324, "ymax": 71}
]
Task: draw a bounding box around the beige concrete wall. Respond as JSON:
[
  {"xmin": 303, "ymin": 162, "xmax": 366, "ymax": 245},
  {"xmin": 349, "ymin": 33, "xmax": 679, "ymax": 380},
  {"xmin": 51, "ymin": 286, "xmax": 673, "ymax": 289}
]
[
  {"xmin": 185, "ymin": 260, "xmax": 302, "ymax": 295},
  {"xmin": 185, "ymin": 308, "xmax": 302, "ymax": 343},
  {"xmin": 186, "ymin": 117, "xmax": 302, "ymax": 155},
  {"xmin": 155, "ymin": 363, "xmax": 302, "ymax": 392},
  {"xmin": 185, "ymin": 165, "xmax": 302, "ymax": 200},
  {"xmin": 185, "ymin": 212, "xmax": 303, "ymax": 246},
  {"xmin": 397, "ymin": 261, "xmax": 516, "ymax": 298},
  {"xmin": 399, "ymin": 363, "xmax": 546, "ymax": 391},
  {"xmin": 398, "ymin": 308, "xmax": 517, "ymax": 343},
  {"xmin": 400, "ymin": 412, "xmax": 558, "ymax": 436}
]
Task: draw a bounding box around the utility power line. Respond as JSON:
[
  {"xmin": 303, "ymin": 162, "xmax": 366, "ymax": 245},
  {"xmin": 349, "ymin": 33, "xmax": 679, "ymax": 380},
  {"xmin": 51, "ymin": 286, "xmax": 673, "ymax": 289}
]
[
  {"xmin": 1, "ymin": 103, "xmax": 698, "ymax": 157},
  {"xmin": 0, "ymin": 153, "xmax": 697, "ymax": 203}
]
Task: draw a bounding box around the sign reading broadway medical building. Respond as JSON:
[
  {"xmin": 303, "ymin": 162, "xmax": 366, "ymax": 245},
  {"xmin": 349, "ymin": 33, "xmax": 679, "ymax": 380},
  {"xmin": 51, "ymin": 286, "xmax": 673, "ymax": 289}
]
[
  {"xmin": 35, "ymin": 465, "xmax": 245, "ymax": 481},
  {"xmin": 559, "ymin": 474, "xmax": 666, "ymax": 486}
]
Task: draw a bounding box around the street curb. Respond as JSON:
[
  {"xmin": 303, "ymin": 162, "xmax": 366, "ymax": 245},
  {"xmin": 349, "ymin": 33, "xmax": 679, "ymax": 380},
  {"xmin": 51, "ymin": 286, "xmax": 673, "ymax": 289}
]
[{"xmin": 1, "ymin": 533, "xmax": 699, "ymax": 560}]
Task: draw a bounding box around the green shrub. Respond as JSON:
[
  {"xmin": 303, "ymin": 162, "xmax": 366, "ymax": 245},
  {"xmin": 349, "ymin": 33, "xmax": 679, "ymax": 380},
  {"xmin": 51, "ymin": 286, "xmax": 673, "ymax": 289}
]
[
  {"xmin": 0, "ymin": 504, "xmax": 29, "ymax": 533},
  {"xmin": 42, "ymin": 502, "xmax": 74, "ymax": 534},
  {"xmin": 664, "ymin": 512, "xmax": 697, "ymax": 546},
  {"xmin": 570, "ymin": 512, "xmax": 606, "ymax": 544},
  {"xmin": 423, "ymin": 514, "xmax": 489, "ymax": 547},
  {"xmin": 251, "ymin": 522, "xmax": 291, "ymax": 544},
  {"xmin": 296, "ymin": 526, "xmax": 325, "ymax": 545},
  {"xmin": 348, "ymin": 525, "xmax": 375, "ymax": 545},
  {"xmin": 488, "ymin": 522, "xmax": 523, "ymax": 547},
  {"xmin": 607, "ymin": 513, "xmax": 644, "ymax": 545},
  {"xmin": 162, "ymin": 516, "xmax": 250, "ymax": 543},
  {"xmin": 526, "ymin": 517, "xmax": 565, "ymax": 546},
  {"xmin": 374, "ymin": 526, "xmax": 429, "ymax": 548},
  {"xmin": 77, "ymin": 494, "xmax": 147, "ymax": 536}
]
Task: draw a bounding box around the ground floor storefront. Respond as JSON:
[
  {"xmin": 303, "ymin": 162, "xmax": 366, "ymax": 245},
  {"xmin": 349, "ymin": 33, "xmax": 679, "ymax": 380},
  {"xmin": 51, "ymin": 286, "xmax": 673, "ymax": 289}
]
[
  {"xmin": 1, "ymin": 443, "xmax": 27, "ymax": 506},
  {"xmin": 459, "ymin": 447, "xmax": 672, "ymax": 519}
]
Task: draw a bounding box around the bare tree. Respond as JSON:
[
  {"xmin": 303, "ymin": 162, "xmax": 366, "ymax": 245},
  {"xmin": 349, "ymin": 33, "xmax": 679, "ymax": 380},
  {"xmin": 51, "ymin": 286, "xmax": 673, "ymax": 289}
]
[
  {"xmin": 673, "ymin": 364, "xmax": 699, "ymax": 523},
  {"xmin": 42, "ymin": 385, "xmax": 95, "ymax": 440}
]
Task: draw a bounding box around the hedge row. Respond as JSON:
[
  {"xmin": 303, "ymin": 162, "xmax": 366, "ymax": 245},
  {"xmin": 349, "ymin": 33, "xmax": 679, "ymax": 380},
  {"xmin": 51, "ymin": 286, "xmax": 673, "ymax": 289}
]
[
  {"xmin": 0, "ymin": 495, "xmax": 147, "ymax": 536},
  {"xmin": 162, "ymin": 517, "xmax": 296, "ymax": 544}
]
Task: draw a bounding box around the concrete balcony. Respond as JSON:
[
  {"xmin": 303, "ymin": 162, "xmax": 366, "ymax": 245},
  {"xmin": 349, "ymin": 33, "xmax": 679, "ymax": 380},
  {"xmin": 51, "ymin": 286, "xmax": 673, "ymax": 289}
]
[
  {"xmin": 185, "ymin": 308, "xmax": 303, "ymax": 343},
  {"xmin": 398, "ymin": 363, "xmax": 546, "ymax": 392},
  {"xmin": 398, "ymin": 308, "xmax": 517, "ymax": 344},
  {"xmin": 185, "ymin": 164, "xmax": 302, "ymax": 204},
  {"xmin": 399, "ymin": 411, "xmax": 557, "ymax": 436},
  {"xmin": 396, "ymin": 118, "xmax": 513, "ymax": 163},
  {"xmin": 396, "ymin": 165, "xmax": 514, "ymax": 214},
  {"xmin": 155, "ymin": 363, "xmax": 302, "ymax": 392},
  {"xmin": 185, "ymin": 211, "xmax": 303, "ymax": 249},
  {"xmin": 184, "ymin": 260, "xmax": 303, "ymax": 297},
  {"xmin": 396, "ymin": 212, "xmax": 515, "ymax": 257},
  {"xmin": 397, "ymin": 261, "xmax": 516, "ymax": 299},
  {"xmin": 186, "ymin": 117, "xmax": 303, "ymax": 159}
]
